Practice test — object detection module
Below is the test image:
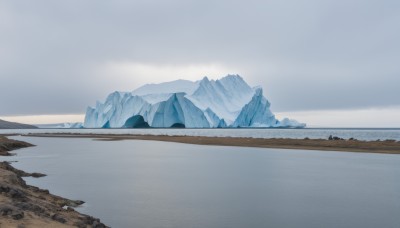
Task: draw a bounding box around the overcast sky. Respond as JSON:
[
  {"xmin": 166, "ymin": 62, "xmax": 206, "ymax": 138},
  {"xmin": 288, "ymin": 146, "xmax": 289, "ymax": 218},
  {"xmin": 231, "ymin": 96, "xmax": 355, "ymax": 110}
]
[{"xmin": 1, "ymin": 0, "xmax": 399, "ymax": 126}]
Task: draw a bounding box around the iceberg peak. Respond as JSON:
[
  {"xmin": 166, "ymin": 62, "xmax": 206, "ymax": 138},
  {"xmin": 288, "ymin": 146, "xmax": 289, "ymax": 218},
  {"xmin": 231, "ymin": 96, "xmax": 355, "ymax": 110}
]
[
  {"xmin": 201, "ymin": 76, "xmax": 210, "ymax": 82},
  {"xmin": 83, "ymin": 75, "xmax": 305, "ymax": 128}
]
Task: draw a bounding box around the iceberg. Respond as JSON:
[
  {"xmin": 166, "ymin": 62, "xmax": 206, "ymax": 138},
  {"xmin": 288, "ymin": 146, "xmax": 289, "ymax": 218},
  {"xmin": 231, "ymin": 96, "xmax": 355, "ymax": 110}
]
[
  {"xmin": 83, "ymin": 75, "xmax": 305, "ymax": 128},
  {"xmin": 58, "ymin": 122, "xmax": 84, "ymax": 128},
  {"xmin": 232, "ymin": 88, "xmax": 276, "ymax": 127}
]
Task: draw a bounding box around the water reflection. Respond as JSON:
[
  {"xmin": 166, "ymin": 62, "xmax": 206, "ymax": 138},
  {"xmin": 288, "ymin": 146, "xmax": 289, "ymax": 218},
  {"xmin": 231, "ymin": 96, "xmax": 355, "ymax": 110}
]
[{"xmin": 3, "ymin": 136, "xmax": 400, "ymax": 228}]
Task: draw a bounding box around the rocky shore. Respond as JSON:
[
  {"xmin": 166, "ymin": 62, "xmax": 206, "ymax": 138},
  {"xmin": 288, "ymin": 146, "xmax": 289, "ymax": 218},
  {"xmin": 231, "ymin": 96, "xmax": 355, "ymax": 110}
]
[
  {"xmin": 0, "ymin": 136, "xmax": 108, "ymax": 228},
  {"xmin": 0, "ymin": 136, "xmax": 34, "ymax": 156}
]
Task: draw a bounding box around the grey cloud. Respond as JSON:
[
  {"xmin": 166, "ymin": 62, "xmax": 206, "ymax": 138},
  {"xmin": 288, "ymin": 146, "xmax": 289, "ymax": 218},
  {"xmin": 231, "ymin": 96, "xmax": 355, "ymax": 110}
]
[{"xmin": 0, "ymin": 0, "xmax": 399, "ymax": 115}]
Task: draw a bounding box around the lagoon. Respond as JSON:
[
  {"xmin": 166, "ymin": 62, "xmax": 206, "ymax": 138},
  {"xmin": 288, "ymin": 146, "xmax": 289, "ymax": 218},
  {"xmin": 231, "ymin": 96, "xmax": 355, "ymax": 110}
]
[{"xmin": 3, "ymin": 136, "xmax": 400, "ymax": 228}]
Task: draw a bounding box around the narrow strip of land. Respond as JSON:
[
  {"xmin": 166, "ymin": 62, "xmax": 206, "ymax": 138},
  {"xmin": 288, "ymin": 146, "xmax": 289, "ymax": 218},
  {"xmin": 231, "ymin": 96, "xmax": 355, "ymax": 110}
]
[
  {"xmin": 0, "ymin": 135, "xmax": 34, "ymax": 156},
  {"xmin": 25, "ymin": 133, "xmax": 400, "ymax": 154}
]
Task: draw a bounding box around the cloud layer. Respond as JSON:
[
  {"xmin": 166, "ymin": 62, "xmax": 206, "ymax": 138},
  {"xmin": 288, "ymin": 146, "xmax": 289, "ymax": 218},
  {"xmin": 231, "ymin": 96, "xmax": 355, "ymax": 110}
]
[{"xmin": 1, "ymin": 0, "xmax": 399, "ymax": 116}]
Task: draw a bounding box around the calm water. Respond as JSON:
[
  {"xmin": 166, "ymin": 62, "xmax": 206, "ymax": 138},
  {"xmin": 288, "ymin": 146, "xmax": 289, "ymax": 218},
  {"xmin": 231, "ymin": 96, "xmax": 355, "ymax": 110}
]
[
  {"xmin": 1, "ymin": 128, "xmax": 400, "ymax": 141},
  {"xmin": 3, "ymin": 136, "xmax": 400, "ymax": 228}
]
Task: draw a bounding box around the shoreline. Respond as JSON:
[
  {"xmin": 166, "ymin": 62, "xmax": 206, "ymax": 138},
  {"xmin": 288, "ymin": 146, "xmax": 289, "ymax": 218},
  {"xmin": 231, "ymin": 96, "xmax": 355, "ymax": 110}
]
[
  {"xmin": 0, "ymin": 136, "xmax": 108, "ymax": 228},
  {"xmin": 24, "ymin": 133, "xmax": 400, "ymax": 154}
]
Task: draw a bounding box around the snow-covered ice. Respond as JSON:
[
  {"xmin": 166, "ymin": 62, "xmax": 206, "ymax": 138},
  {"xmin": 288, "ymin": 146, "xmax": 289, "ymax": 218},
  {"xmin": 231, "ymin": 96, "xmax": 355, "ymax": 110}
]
[
  {"xmin": 84, "ymin": 75, "xmax": 305, "ymax": 128},
  {"xmin": 57, "ymin": 122, "xmax": 84, "ymax": 128}
]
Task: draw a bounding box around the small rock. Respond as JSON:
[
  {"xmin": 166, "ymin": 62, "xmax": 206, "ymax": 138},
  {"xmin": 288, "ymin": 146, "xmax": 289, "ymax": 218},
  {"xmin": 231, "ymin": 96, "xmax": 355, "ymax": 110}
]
[
  {"xmin": 29, "ymin": 186, "xmax": 40, "ymax": 192},
  {"xmin": 9, "ymin": 188, "xmax": 25, "ymax": 199},
  {"xmin": 51, "ymin": 213, "xmax": 67, "ymax": 223},
  {"xmin": 14, "ymin": 202, "xmax": 30, "ymax": 210},
  {"xmin": 15, "ymin": 202, "xmax": 45, "ymax": 214},
  {"xmin": 0, "ymin": 206, "xmax": 14, "ymax": 216},
  {"xmin": 74, "ymin": 221, "xmax": 87, "ymax": 228},
  {"xmin": 92, "ymin": 220, "xmax": 107, "ymax": 228},
  {"xmin": 39, "ymin": 189, "xmax": 50, "ymax": 194},
  {"xmin": 11, "ymin": 211, "xmax": 24, "ymax": 220},
  {"xmin": 31, "ymin": 172, "xmax": 46, "ymax": 178},
  {"xmin": 0, "ymin": 186, "xmax": 10, "ymax": 193},
  {"xmin": 67, "ymin": 200, "xmax": 85, "ymax": 207}
]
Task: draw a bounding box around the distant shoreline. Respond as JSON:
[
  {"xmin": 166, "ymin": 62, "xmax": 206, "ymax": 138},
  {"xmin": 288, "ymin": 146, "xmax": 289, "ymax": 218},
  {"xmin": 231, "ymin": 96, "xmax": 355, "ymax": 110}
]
[{"xmin": 23, "ymin": 133, "xmax": 400, "ymax": 154}]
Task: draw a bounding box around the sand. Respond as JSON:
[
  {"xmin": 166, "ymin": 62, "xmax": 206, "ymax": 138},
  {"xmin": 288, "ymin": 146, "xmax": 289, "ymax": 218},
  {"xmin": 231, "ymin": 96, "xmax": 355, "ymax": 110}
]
[{"xmin": 26, "ymin": 133, "xmax": 400, "ymax": 154}]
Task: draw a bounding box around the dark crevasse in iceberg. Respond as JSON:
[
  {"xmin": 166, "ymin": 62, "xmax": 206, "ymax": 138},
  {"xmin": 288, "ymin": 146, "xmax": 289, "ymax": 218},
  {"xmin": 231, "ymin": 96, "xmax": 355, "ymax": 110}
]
[
  {"xmin": 123, "ymin": 115, "xmax": 150, "ymax": 128},
  {"xmin": 150, "ymin": 93, "xmax": 210, "ymax": 128}
]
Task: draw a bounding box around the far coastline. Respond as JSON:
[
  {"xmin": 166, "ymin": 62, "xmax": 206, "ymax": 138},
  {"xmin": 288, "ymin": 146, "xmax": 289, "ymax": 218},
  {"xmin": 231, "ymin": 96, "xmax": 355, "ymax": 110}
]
[{"xmin": 21, "ymin": 133, "xmax": 400, "ymax": 155}]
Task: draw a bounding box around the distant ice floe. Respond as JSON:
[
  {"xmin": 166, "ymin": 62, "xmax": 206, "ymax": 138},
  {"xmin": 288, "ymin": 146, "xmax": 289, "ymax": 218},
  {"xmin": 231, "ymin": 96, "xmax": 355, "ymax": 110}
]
[{"xmin": 57, "ymin": 122, "xmax": 84, "ymax": 129}]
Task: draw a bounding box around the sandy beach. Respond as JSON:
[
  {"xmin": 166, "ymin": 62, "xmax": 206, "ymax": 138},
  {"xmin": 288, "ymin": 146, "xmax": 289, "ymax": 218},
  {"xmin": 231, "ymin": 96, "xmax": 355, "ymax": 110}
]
[
  {"xmin": 0, "ymin": 136, "xmax": 108, "ymax": 228},
  {"xmin": 26, "ymin": 133, "xmax": 400, "ymax": 154}
]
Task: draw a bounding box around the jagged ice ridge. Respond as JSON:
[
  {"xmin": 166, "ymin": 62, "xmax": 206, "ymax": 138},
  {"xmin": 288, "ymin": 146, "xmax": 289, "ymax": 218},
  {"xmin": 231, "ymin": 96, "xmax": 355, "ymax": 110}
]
[{"xmin": 83, "ymin": 75, "xmax": 305, "ymax": 128}]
